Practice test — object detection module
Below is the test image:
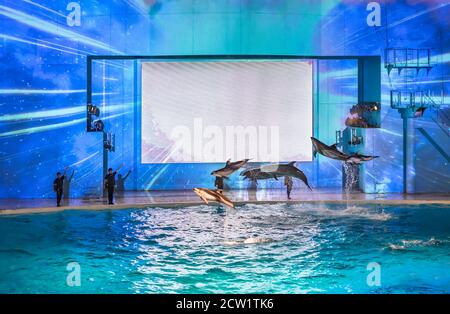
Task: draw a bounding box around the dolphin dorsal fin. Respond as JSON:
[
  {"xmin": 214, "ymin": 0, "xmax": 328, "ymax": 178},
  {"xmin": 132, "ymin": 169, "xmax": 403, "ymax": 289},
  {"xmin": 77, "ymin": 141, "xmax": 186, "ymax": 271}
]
[
  {"xmin": 330, "ymin": 143, "xmax": 338, "ymax": 149},
  {"xmin": 225, "ymin": 158, "xmax": 231, "ymax": 166},
  {"xmin": 288, "ymin": 161, "xmax": 296, "ymax": 166}
]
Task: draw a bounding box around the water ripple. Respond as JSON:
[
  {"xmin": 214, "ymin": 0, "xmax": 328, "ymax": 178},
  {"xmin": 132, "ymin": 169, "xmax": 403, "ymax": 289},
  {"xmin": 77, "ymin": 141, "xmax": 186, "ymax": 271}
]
[{"xmin": 0, "ymin": 203, "xmax": 449, "ymax": 293}]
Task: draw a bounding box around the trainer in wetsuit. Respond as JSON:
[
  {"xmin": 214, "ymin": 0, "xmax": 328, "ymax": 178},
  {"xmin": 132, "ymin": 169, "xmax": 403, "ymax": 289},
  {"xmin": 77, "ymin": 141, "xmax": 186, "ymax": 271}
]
[
  {"xmin": 104, "ymin": 164, "xmax": 122, "ymax": 205},
  {"xmin": 53, "ymin": 167, "xmax": 69, "ymax": 207},
  {"xmin": 214, "ymin": 176, "xmax": 224, "ymax": 193},
  {"xmin": 284, "ymin": 176, "xmax": 293, "ymax": 200}
]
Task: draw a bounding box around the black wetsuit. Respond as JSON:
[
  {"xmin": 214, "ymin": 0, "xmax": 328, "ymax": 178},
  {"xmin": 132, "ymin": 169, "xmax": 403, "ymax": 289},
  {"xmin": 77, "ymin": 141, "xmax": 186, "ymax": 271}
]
[
  {"xmin": 214, "ymin": 177, "xmax": 224, "ymax": 191},
  {"xmin": 284, "ymin": 176, "xmax": 293, "ymax": 200},
  {"xmin": 105, "ymin": 171, "xmax": 117, "ymax": 204},
  {"xmin": 53, "ymin": 175, "xmax": 65, "ymax": 206}
]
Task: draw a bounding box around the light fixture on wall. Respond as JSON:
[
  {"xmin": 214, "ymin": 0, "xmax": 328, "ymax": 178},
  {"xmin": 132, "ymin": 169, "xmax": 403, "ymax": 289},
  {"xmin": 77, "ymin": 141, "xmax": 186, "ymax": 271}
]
[
  {"xmin": 92, "ymin": 119, "xmax": 104, "ymax": 132},
  {"xmin": 103, "ymin": 132, "xmax": 115, "ymax": 152},
  {"xmin": 87, "ymin": 104, "xmax": 100, "ymax": 116},
  {"xmin": 87, "ymin": 103, "xmax": 102, "ymax": 132}
]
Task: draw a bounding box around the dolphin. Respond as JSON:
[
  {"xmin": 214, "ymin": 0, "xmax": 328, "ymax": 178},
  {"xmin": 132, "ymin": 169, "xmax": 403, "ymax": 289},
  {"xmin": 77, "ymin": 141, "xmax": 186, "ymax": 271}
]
[
  {"xmin": 345, "ymin": 153, "xmax": 379, "ymax": 164},
  {"xmin": 211, "ymin": 158, "xmax": 251, "ymax": 179},
  {"xmin": 310, "ymin": 137, "xmax": 378, "ymax": 164},
  {"xmin": 311, "ymin": 137, "xmax": 349, "ymax": 161},
  {"xmin": 241, "ymin": 162, "xmax": 312, "ymax": 190},
  {"xmin": 193, "ymin": 188, "xmax": 234, "ymax": 208},
  {"xmin": 240, "ymin": 168, "xmax": 278, "ymax": 181}
]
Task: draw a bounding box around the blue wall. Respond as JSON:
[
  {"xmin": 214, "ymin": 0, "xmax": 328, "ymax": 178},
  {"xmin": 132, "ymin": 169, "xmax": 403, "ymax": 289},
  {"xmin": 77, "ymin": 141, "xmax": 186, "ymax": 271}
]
[{"xmin": 0, "ymin": 0, "xmax": 449, "ymax": 198}]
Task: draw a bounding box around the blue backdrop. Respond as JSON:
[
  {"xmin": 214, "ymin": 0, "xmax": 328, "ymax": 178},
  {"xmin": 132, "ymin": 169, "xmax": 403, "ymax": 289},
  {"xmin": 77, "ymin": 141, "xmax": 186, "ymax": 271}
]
[{"xmin": 0, "ymin": 0, "xmax": 449, "ymax": 198}]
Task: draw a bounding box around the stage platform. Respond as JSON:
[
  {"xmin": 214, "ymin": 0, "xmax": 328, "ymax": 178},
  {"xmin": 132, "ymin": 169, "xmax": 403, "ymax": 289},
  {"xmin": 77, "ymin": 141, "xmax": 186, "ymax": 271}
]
[{"xmin": 0, "ymin": 189, "xmax": 449, "ymax": 215}]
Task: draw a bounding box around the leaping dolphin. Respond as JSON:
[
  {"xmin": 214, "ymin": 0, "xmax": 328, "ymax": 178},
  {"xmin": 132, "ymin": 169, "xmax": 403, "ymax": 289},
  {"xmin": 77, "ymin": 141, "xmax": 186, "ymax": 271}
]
[
  {"xmin": 211, "ymin": 158, "xmax": 251, "ymax": 179},
  {"xmin": 240, "ymin": 168, "xmax": 278, "ymax": 185},
  {"xmin": 310, "ymin": 137, "xmax": 349, "ymax": 160},
  {"xmin": 345, "ymin": 153, "xmax": 379, "ymax": 164},
  {"xmin": 241, "ymin": 162, "xmax": 312, "ymax": 190},
  {"xmin": 310, "ymin": 137, "xmax": 378, "ymax": 164},
  {"xmin": 193, "ymin": 188, "xmax": 234, "ymax": 208}
]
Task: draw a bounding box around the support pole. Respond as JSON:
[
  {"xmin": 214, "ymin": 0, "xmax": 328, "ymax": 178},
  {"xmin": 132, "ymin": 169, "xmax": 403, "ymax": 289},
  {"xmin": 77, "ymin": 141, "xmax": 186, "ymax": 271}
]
[
  {"xmin": 86, "ymin": 56, "xmax": 92, "ymax": 131},
  {"xmin": 356, "ymin": 56, "xmax": 381, "ymax": 193},
  {"xmin": 403, "ymin": 117, "xmax": 408, "ymax": 194},
  {"xmin": 402, "ymin": 116, "xmax": 415, "ymax": 194},
  {"xmin": 133, "ymin": 60, "xmax": 139, "ymax": 190},
  {"xmin": 103, "ymin": 132, "xmax": 108, "ymax": 197}
]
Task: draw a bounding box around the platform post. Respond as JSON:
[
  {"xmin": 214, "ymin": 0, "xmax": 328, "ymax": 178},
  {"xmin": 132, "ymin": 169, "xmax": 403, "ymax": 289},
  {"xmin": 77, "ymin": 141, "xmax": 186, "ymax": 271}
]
[
  {"xmin": 103, "ymin": 132, "xmax": 108, "ymax": 197},
  {"xmin": 355, "ymin": 56, "xmax": 381, "ymax": 193},
  {"xmin": 402, "ymin": 115, "xmax": 415, "ymax": 194}
]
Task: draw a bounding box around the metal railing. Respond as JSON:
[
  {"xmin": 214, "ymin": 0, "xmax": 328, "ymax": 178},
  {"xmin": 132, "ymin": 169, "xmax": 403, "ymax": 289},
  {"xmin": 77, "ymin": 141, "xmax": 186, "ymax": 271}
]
[
  {"xmin": 385, "ymin": 48, "xmax": 432, "ymax": 69},
  {"xmin": 429, "ymin": 106, "xmax": 450, "ymax": 137},
  {"xmin": 390, "ymin": 90, "xmax": 441, "ymax": 109}
]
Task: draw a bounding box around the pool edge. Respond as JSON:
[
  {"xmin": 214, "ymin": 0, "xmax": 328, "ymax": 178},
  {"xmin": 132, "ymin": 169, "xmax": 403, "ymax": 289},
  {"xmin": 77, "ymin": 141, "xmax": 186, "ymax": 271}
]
[{"xmin": 1, "ymin": 199, "xmax": 450, "ymax": 216}]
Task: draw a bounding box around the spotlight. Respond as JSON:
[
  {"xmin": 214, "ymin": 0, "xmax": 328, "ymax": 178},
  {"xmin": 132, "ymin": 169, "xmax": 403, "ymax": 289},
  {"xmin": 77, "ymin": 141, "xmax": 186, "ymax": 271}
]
[
  {"xmin": 104, "ymin": 132, "xmax": 115, "ymax": 152},
  {"xmin": 104, "ymin": 139, "xmax": 112, "ymax": 150},
  {"xmin": 87, "ymin": 104, "xmax": 100, "ymax": 116},
  {"xmin": 92, "ymin": 120, "xmax": 104, "ymax": 132}
]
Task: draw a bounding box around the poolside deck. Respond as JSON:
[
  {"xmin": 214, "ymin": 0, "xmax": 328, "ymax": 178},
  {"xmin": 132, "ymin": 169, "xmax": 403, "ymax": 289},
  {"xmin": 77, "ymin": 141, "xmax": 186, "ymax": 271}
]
[{"xmin": 0, "ymin": 189, "xmax": 449, "ymax": 215}]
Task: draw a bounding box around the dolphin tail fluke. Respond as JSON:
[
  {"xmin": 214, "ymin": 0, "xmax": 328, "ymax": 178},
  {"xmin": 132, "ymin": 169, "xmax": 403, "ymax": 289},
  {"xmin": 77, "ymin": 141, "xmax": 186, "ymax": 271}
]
[
  {"xmin": 302, "ymin": 177, "xmax": 312, "ymax": 191},
  {"xmin": 219, "ymin": 195, "xmax": 234, "ymax": 208},
  {"xmin": 298, "ymin": 173, "xmax": 312, "ymax": 191},
  {"xmin": 312, "ymin": 146, "xmax": 318, "ymax": 158},
  {"xmin": 223, "ymin": 200, "xmax": 234, "ymax": 208},
  {"xmin": 311, "ymin": 137, "xmax": 321, "ymax": 158}
]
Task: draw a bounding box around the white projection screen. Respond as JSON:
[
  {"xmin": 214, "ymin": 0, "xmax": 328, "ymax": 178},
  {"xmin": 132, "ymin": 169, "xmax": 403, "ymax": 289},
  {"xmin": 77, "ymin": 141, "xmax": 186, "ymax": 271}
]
[{"xmin": 141, "ymin": 60, "xmax": 313, "ymax": 163}]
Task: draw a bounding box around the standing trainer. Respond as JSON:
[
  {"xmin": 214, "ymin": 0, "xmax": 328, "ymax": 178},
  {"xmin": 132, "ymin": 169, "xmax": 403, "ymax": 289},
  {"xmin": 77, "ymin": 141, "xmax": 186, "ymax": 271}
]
[
  {"xmin": 53, "ymin": 167, "xmax": 69, "ymax": 207},
  {"xmin": 284, "ymin": 176, "xmax": 293, "ymax": 200},
  {"xmin": 104, "ymin": 164, "xmax": 122, "ymax": 205},
  {"xmin": 214, "ymin": 176, "xmax": 224, "ymax": 193}
]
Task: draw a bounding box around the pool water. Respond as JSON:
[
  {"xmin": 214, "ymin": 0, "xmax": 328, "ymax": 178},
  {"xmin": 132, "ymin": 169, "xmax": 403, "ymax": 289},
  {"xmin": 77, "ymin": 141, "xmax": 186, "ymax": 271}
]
[{"xmin": 0, "ymin": 203, "xmax": 449, "ymax": 294}]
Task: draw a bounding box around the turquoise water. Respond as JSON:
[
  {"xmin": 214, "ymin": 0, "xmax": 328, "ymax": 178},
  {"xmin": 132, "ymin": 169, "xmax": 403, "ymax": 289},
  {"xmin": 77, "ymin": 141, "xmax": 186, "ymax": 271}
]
[{"xmin": 0, "ymin": 203, "xmax": 449, "ymax": 294}]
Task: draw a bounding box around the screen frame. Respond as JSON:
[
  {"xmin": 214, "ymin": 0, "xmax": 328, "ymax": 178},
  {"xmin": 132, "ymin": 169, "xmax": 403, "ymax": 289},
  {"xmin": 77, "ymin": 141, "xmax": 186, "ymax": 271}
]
[
  {"xmin": 139, "ymin": 58, "xmax": 315, "ymax": 164},
  {"xmin": 86, "ymin": 54, "xmax": 380, "ymax": 180}
]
